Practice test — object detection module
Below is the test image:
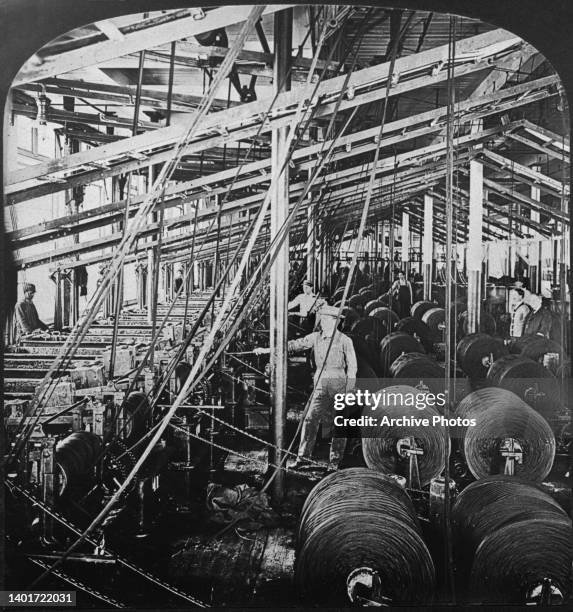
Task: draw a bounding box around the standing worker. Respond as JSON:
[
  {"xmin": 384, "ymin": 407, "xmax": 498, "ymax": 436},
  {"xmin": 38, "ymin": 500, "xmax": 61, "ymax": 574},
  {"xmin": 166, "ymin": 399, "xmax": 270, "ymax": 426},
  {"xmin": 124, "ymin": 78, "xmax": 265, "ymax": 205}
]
[
  {"xmin": 254, "ymin": 305, "xmax": 357, "ymax": 470},
  {"xmin": 509, "ymin": 287, "xmax": 532, "ymax": 339},
  {"xmin": 523, "ymin": 292, "xmax": 553, "ymax": 338},
  {"xmin": 388, "ymin": 270, "xmax": 413, "ymax": 318},
  {"xmin": 174, "ymin": 268, "xmax": 184, "ymax": 294},
  {"xmin": 288, "ymin": 280, "xmax": 325, "ymax": 333},
  {"xmin": 15, "ymin": 283, "xmax": 49, "ymax": 336}
]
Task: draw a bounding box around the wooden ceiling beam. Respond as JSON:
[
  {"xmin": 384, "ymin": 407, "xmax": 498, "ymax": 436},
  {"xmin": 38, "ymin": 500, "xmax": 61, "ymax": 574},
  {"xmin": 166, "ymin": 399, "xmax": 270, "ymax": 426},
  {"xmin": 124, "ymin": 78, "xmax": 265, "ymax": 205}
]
[
  {"xmin": 480, "ymin": 176, "xmax": 568, "ymax": 221},
  {"xmin": 506, "ymin": 131, "xmax": 570, "ymax": 162},
  {"xmin": 15, "ymin": 78, "xmax": 236, "ymax": 112},
  {"xmin": 479, "ymin": 149, "xmax": 568, "ymax": 195},
  {"xmin": 8, "ymin": 122, "xmax": 502, "ymax": 249},
  {"xmin": 6, "ymin": 28, "xmax": 526, "ymax": 203},
  {"xmin": 522, "ymin": 120, "xmax": 570, "ymax": 152},
  {"xmin": 12, "ymin": 5, "xmax": 293, "ymax": 86}
]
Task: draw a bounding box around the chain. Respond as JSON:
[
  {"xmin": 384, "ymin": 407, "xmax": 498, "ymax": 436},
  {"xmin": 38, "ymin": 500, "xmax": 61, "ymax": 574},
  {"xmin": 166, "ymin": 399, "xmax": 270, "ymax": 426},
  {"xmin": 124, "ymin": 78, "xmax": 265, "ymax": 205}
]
[
  {"xmin": 190, "ymin": 407, "xmax": 325, "ymax": 468},
  {"xmin": 107, "ymin": 438, "xmax": 138, "ymax": 483},
  {"xmin": 169, "ymin": 422, "xmax": 325, "ymax": 476},
  {"xmin": 224, "ymin": 371, "xmax": 271, "ymax": 396},
  {"xmin": 226, "ymin": 353, "xmax": 307, "ymax": 397},
  {"xmin": 6, "ymin": 482, "xmax": 208, "ymax": 607},
  {"xmin": 28, "ymin": 557, "xmax": 127, "ymax": 609}
]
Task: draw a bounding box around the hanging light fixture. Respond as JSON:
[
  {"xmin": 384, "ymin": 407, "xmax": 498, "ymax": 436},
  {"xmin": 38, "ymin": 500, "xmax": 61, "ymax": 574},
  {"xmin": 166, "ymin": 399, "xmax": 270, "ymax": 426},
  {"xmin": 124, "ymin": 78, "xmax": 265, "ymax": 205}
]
[{"xmin": 36, "ymin": 85, "xmax": 49, "ymax": 125}]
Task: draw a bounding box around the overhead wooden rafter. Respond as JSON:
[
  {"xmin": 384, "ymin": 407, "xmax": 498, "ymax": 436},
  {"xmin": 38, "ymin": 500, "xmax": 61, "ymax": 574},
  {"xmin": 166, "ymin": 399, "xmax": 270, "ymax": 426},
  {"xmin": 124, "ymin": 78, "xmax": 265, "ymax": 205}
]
[
  {"xmin": 5, "ymin": 7, "xmax": 568, "ymax": 277},
  {"xmin": 5, "ymin": 31, "xmax": 547, "ymax": 206},
  {"xmin": 479, "ymin": 149, "xmax": 569, "ymax": 196},
  {"xmin": 11, "ymin": 79, "xmax": 551, "ymax": 246},
  {"xmin": 12, "ymin": 5, "xmax": 293, "ymax": 86},
  {"xmin": 13, "ymin": 120, "xmax": 518, "ymax": 267},
  {"xmin": 15, "ymin": 78, "xmax": 237, "ymax": 112}
]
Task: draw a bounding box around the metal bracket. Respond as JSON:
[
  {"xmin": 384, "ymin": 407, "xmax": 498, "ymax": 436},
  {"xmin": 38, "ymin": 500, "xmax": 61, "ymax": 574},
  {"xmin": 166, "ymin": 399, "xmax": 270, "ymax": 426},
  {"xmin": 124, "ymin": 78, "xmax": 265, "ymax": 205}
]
[
  {"xmin": 397, "ymin": 436, "xmax": 423, "ymax": 489},
  {"xmin": 501, "ymin": 437, "xmax": 523, "ymax": 476}
]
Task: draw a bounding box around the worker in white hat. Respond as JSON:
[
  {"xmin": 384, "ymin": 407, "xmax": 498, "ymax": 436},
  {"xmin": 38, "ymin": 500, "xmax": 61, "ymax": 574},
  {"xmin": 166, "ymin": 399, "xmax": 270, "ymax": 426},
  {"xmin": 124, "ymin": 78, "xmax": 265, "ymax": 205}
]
[
  {"xmin": 255, "ymin": 304, "xmax": 357, "ymax": 470},
  {"xmin": 15, "ymin": 283, "xmax": 49, "ymax": 336}
]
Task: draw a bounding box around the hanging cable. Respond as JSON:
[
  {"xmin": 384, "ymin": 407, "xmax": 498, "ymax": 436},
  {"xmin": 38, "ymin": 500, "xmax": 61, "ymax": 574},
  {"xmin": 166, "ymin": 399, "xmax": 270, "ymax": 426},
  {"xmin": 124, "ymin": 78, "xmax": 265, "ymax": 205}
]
[
  {"xmin": 8, "ymin": 6, "xmax": 267, "ymax": 467},
  {"xmin": 218, "ymin": 11, "xmax": 413, "ymax": 504},
  {"xmin": 104, "ymin": 8, "xmax": 364, "ymax": 449},
  {"xmin": 442, "ymin": 13, "xmax": 457, "ymax": 603},
  {"xmin": 29, "ymin": 12, "xmax": 341, "ymax": 586}
]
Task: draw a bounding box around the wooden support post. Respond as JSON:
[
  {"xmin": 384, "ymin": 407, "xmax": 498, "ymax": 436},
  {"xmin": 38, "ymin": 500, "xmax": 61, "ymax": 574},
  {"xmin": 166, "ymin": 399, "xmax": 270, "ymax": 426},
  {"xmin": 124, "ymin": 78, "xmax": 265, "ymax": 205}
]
[
  {"xmin": 423, "ymin": 194, "xmax": 434, "ymax": 300},
  {"xmin": 467, "ymin": 161, "xmax": 483, "ymax": 334},
  {"xmin": 317, "ymin": 222, "xmax": 325, "ymax": 291},
  {"xmin": 269, "ymin": 8, "xmax": 292, "ymax": 504},
  {"xmin": 52, "ymin": 270, "xmax": 63, "ymax": 331},
  {"xmin": 306, "ymin": 194, "xmax": 315, "ymax": 287},
  {"xmin": 401, "ymin": 211, "xmax": 410, "ymax": 275},
  {"xmin": 147, "ymin": 249, "xmax": 155, "ymax": 324},
  {"xmin": 135, "ymin": 262, "xmax": 145, "ymax": 310},
  {"xmin": 530, "ymin": 164, "xmax": 542, "ymax": 293},
  {"xmin": 377, "ymin": 220, "xmax": 384, "ymax": 277}
]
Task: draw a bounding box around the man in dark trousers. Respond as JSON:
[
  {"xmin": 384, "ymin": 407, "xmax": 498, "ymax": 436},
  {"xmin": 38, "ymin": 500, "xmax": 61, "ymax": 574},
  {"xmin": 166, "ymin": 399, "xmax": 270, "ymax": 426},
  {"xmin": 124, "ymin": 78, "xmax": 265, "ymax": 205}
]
[
  {"xmin": 524, "ymin": 292, "xmax": 553, "ymax": 338},
  {"xmin": 388, "ymin": 270, "xmax": 414, "ymax": 318},
  {"xmin": 509, "ymin": 287, "xmax": 532, "ymax": 339},
  {"xmin": 15, "ymin": 283, "xmax": 49, "ymax": 336}
]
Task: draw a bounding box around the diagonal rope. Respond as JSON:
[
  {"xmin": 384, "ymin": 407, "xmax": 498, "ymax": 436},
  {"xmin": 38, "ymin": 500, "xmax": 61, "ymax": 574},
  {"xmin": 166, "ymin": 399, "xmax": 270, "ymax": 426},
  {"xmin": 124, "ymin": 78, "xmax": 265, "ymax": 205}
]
[{"xmin": 27, "ymin": 6, "xmax": 268, "ymax": 587}]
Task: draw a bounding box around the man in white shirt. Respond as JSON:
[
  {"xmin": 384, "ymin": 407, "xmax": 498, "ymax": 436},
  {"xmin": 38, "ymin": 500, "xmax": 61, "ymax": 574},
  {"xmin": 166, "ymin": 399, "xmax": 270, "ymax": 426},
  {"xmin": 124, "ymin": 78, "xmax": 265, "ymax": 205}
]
[
  {"xmin": 255, "ymin": 305, "xmax": 357, "ymax": 470},
  {"xmin": 288, "ymin": 280, "xmax": 317, "ymax": 317},
  {"xmin": 509, "ymin": 288, "xmax": 532, "ymax": 338},
  {"xmin": 288, "ymin": 280, "xmax": 325, "ymax": 332}
]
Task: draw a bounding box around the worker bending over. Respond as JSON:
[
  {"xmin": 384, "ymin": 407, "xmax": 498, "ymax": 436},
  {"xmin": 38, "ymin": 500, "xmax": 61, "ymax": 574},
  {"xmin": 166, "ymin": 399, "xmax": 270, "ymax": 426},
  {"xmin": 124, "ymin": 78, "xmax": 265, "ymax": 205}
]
[
  {"xmin": 15, "ymin": 283, "xmax": 49, "ymax": 336},
  {"xmin": 255, "ymin": 305, "xmax": 357, "ymax": 470}
]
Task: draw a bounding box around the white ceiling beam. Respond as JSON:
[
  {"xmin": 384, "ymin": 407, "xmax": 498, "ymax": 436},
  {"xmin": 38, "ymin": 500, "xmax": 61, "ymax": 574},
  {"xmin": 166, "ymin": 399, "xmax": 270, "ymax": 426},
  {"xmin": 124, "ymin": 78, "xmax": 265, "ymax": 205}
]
[
  {"xmin": 480, "ymin": 149, "xmax": 569, "ymax": 195},
  {"xmin": 12, "ymin": 5, "xmax": 293, "ymax": 86},
  {"xmin": 6, "ymin": 28, "xmax": 529, "ymax": 202},
  {"xmin": 94, "ymin": 20, "xmax": 125, "ymax": 42}
]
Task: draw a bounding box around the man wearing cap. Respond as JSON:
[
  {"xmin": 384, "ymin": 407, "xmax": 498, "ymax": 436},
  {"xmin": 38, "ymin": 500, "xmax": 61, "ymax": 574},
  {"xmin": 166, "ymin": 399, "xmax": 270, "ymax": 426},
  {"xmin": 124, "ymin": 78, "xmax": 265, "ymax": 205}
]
[
  {"xmin": 254, "ymin": 304, "xmax": 357, "ymax": 470},
  {"xmin": 15, "ymin": 283, "xmax": 49, "ymax": 335},
  {"xmin": 509, "ymin": 287, "xmax": 532, "ymax": 339},
  {"xmin": 288, "ymin": 280, "xmax": 325, "ymax": 333},
  {"xmin": 524, "ymin": 292, "xmax": 553, "ymax": 339}
]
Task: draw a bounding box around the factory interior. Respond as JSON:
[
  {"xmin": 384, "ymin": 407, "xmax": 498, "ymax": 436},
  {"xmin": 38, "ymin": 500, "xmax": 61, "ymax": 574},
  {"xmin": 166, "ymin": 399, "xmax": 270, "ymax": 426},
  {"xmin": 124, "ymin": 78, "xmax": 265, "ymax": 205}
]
[{"xmin": 1, "ymin": 2, "xmax": 572, "ymax": 608}]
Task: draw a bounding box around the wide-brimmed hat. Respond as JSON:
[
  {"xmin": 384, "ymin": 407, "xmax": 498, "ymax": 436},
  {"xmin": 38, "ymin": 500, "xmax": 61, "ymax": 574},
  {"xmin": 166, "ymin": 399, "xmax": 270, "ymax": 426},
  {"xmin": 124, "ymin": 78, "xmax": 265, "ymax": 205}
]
[{"xmin": 320, "ymin": 305, "xmax": 343, "ymax": 319}]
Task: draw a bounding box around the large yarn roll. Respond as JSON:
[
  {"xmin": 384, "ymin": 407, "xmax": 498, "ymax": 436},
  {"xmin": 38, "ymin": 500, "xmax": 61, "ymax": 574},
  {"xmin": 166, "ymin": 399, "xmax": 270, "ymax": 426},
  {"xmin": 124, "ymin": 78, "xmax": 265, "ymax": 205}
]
[
  {"xmin": 295, "ymin": 468, "xmax": 435, "ymax": 604},
  {"xmin": 463, "ymin": 402, "xmax": 555, "ymax": 482},
  {"xmin": 361, "ymin": 385, "xmax": 448, "ymax": 486},
  {"xmin": 56, "ymin": 431, "xmax": 102, "ymax": 496},
  {"xmin": 451, "ymin": 476, "xmax": 571, "ymax": 603}
]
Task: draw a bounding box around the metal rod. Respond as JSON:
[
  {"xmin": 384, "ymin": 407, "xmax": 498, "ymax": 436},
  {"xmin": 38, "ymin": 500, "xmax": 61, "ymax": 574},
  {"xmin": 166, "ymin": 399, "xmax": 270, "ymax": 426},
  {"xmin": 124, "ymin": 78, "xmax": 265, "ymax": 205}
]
[{"xmin": 442, "ymin": 14, "xmax": 457, "ymax": 602}]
